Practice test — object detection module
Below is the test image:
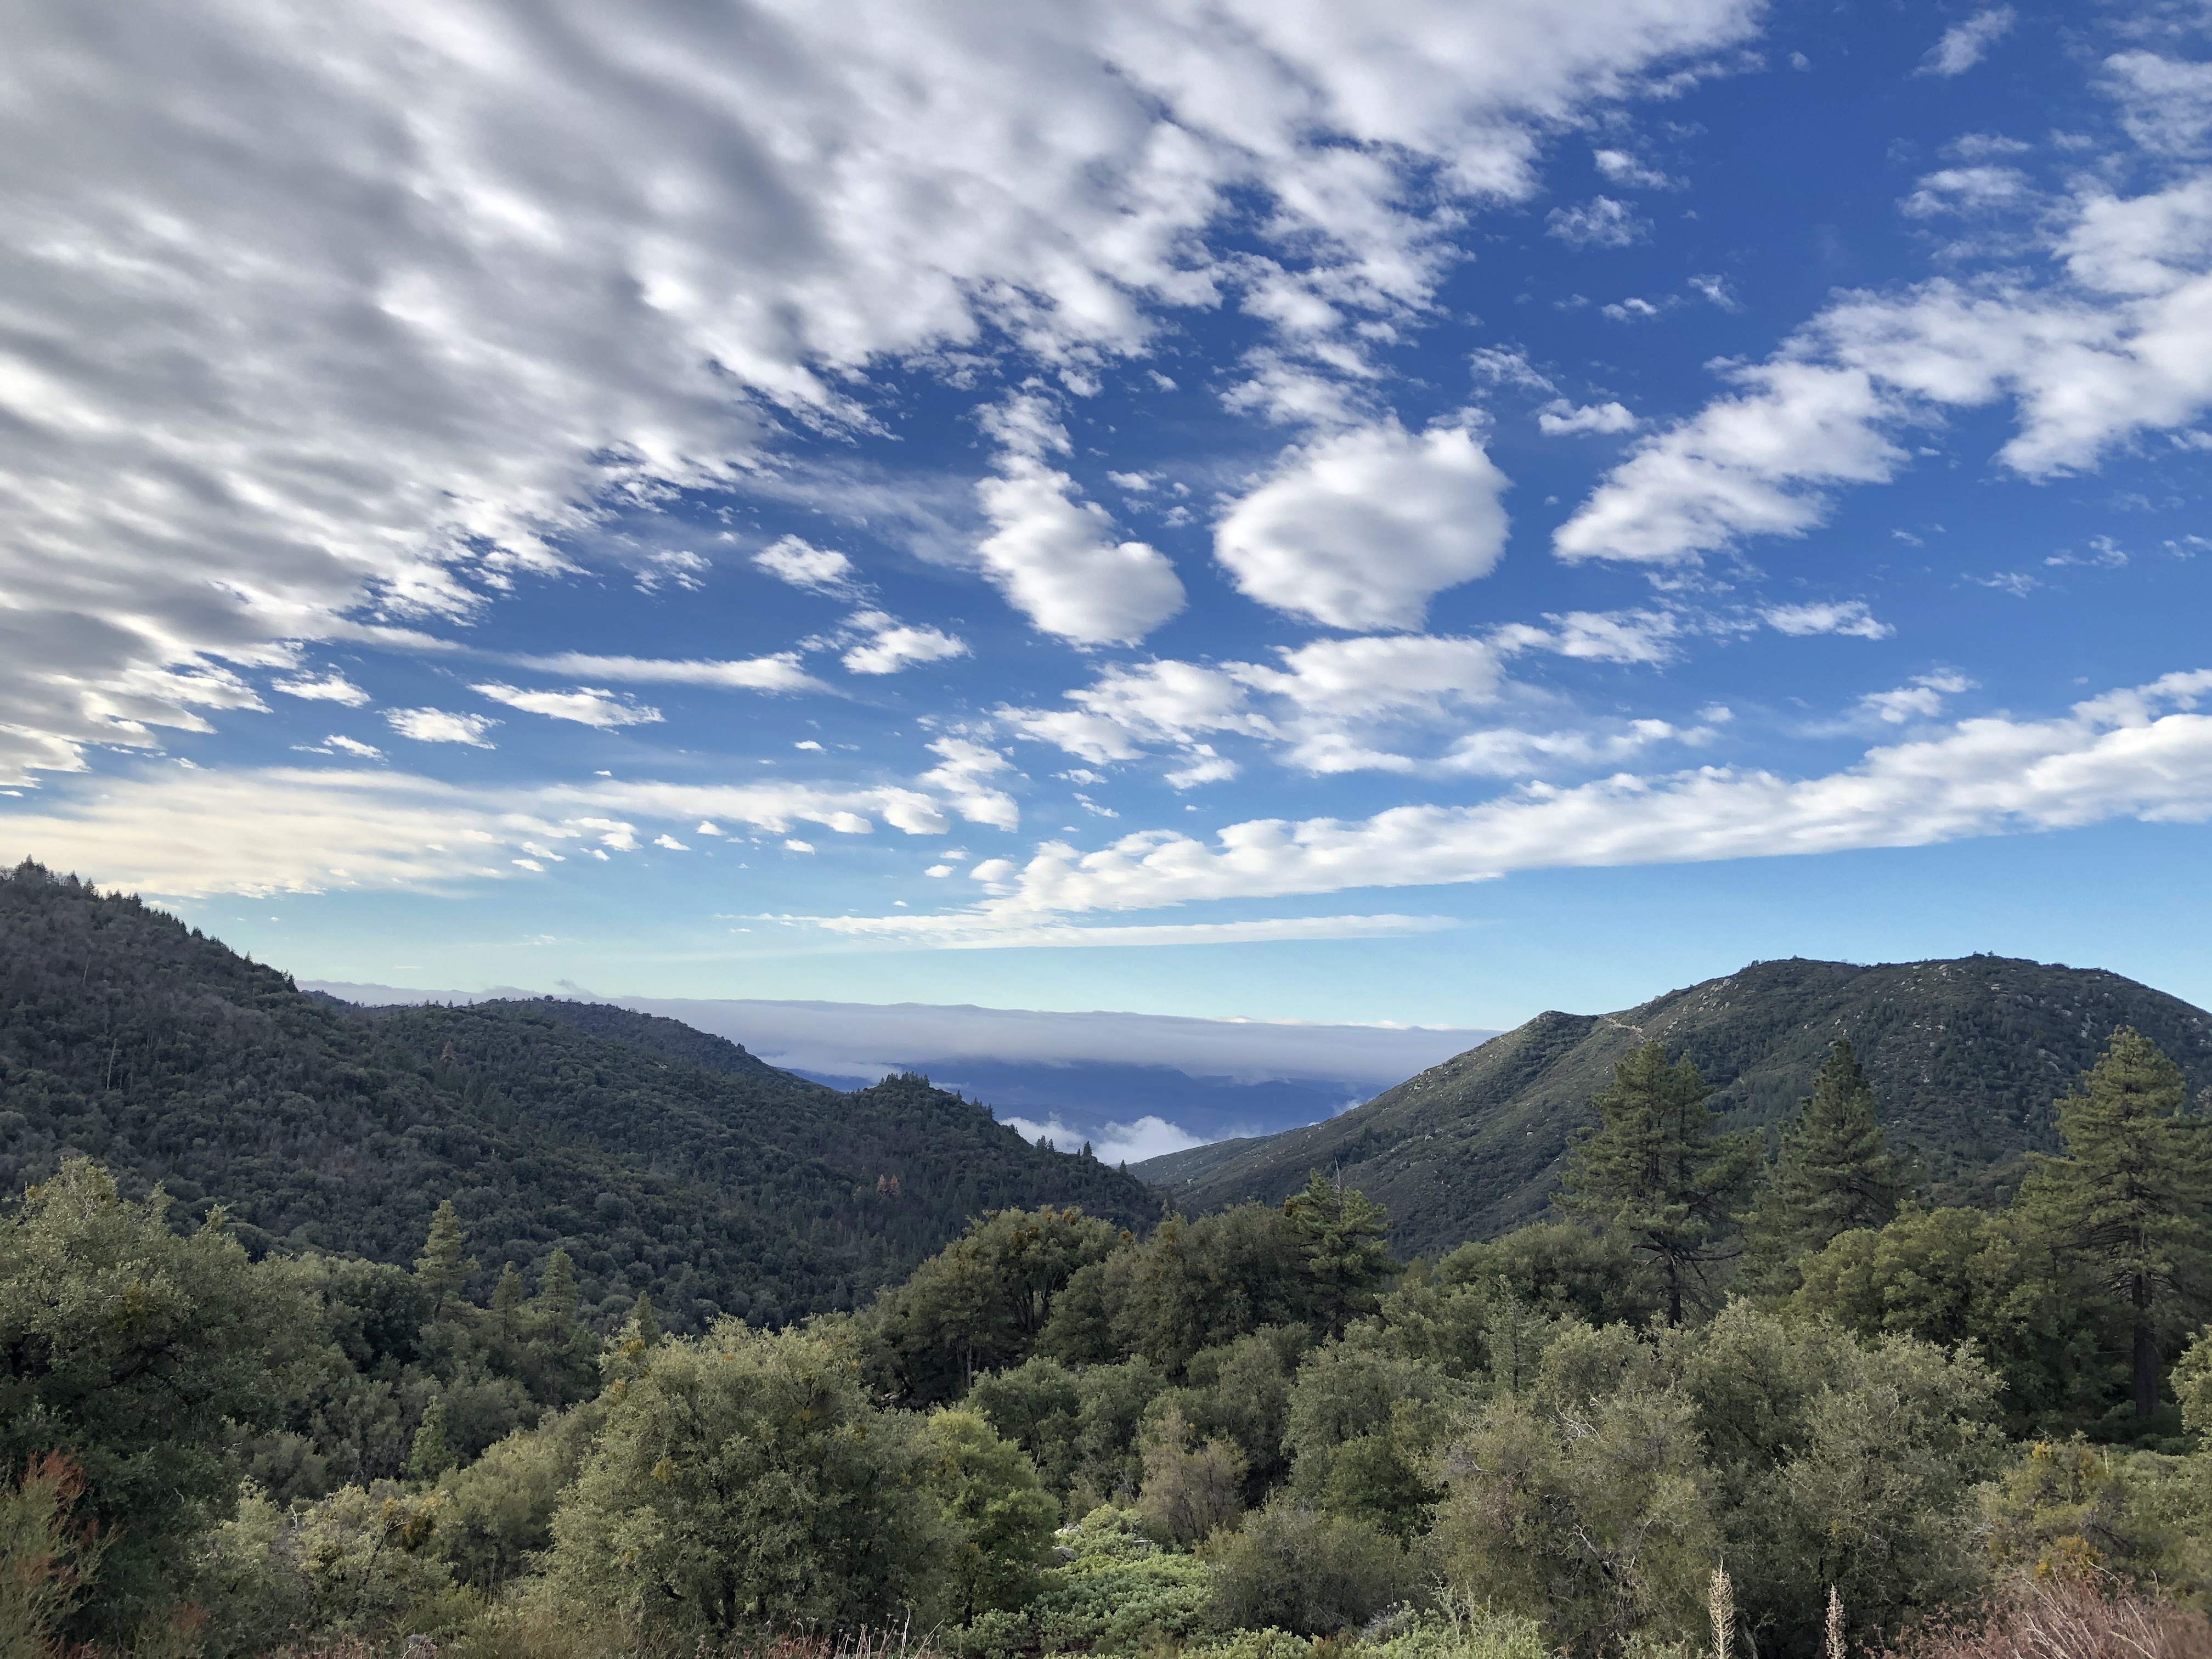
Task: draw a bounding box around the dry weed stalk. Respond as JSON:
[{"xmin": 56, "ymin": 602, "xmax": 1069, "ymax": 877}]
[
  {"xmin": 1825, "ymin": 1585, "xmax": 1846, "ymax": 1659},
  {"xmin": 1709, "ymin": 1566, "xmax": 1736, "ymax": 1659},
  {"xmin": 1878, "ymin": 1581, "xmax": 2212, "ymax": 1659}
]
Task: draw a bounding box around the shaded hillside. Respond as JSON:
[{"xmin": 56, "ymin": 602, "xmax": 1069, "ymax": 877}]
[
  {"xmin": 0, "ymin": 861, "xmax": 1156, "ymax": 1329},
  {"xmin": 1135, "ymin": 956, "xmax": 2212, "ymax": 1257}
]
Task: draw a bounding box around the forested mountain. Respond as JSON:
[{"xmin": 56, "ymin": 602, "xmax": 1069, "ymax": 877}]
[
  {"xmin": 0, "ymin": 861, "xmax": 1157, "ymax": 1330},
  {"xmin": 1136, "ymin": 955, "xmax": 2212, "ymax": 1255}
]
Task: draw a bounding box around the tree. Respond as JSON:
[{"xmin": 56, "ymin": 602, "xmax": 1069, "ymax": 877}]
[
  {"xmin": 413, "ymin": 1200, "xmax": 475, "ymax": 1319},
  {"xmin": 1560, "ymin": 1043, "xmax": 1762, "ymax": 1325},
  {"xmin": 2016, "ymin": 1029, "xmax": 2211, "ymax": 1419},
  {"xmin": 1747, "ymin": 1040, "xmax": 1912, "ymax": 1286},
  {"xmin": 1283, "ymin": 1171, "xmax": 1397, "ymax": 1336},
  {"xmin": 0, "ymin": 1160, "xmax": 285, "ymax": 1639},
  {"xmin": 921, "ymin": 1408, "xmax": 1059, "ymax": 1619},
  {"xmin": 543, "ymin": 1321, "xmax": 949, "ymax": 1632},
  {"xmin": 407, "ymin": 1395, "xmax": 458, "ymax": 1482}
]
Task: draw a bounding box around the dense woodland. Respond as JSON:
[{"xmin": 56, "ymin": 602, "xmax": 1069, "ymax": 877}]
[
  {"xmin": 0, "ymin": 863, "xmax": 1156, "ymax": 1331},
  {"xmin": 10, "ymin": 864, "xmax": 2212, "ymax": 1658}
]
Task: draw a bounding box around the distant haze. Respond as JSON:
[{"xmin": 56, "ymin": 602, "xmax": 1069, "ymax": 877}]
[{"xmin": 303, "ymin": 982, "xmax": 1497, "ymax": 1164}]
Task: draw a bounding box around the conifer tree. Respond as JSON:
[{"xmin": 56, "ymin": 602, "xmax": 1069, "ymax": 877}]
[
  {"xmin": 491, "ymin": 1261, "xmax": 526, "ymax": 1334},
  {"xmin": 2016, "ymin": 1028, "xmax": 2210, "ymax": 1419},
  {"xmin": 1562, "ymin": 1042, "xmax": 1762, "ymax": 1325},
  {"xmin": 413, "ymin": 1200, "xmax": 474, "ymax": 1319},
  {"xmin": 408, "ymin": 1393, "xmax": 458, "ymax": 1481},
  {"xmin": 1741, "ymin": 1040, "xmax": 1912, "ymax": 1295},
  {"xmin": 1284, "ymin": 1169, "xmax": 1397, "ymax": 1335},
  {"xmin": 534, "ymin": 1247, "xmax": 580, "ymax": 1325}
]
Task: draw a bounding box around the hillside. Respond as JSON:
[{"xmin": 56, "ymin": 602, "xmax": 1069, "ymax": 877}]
[
  {"xmin": 0, "ymin": 861, "xmax": 1158, "ymax": 1328},
  {"xmin": 1135, "ymin": 955, "xmax": 2212, "ymax": 1257}
]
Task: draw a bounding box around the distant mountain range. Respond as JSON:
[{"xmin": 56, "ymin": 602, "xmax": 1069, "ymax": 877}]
[
  {"xmin": 1135, "ymin": 955, "xmax": 2212, "ymax": 1257},
  {"xmin": 302, "ymin": 980, "xmax": 1496, "ymax": 1160}
]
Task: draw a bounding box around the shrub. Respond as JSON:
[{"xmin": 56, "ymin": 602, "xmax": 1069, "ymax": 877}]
[
  {"xmin": 1876, "ymin": 1582, "xmax": 2212, "ymax": 1659},
  {"xmin": 1203, "ymin": 1503, "xmax": 1410, "ymax": 1636},
  {"xmin": 0, "ymin": 1453, "xmax": 108, "ymax": 1659},
  {"xmin": 1028, "ymin": 1506, "xmax": 1211, "ymax": 1655}
]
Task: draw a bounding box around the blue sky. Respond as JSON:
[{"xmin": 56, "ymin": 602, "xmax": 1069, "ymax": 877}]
[{"xmin": 8, "ymin": 0, "xmax": 2212, "ymax": 1031}]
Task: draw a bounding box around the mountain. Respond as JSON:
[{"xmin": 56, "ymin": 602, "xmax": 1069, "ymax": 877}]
[
  {"xmin": 1133, "ymin": 955, "xmax": 2212, "ymax": 1259},
  {"xmin": 0, "ymin": 861, "xmax": 1158, "ymax": 1329}
]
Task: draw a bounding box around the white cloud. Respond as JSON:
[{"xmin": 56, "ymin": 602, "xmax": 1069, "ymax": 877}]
[
  {"xmin": 654, "ymin": 833, "xmax": 689, "ymax": 850},
  {"xmin": 919, "ymin": 738, "xmax": 1021, "ymax": 831},
  {"xmin": 974, "ymin": 448, "xmax": 1186, "ymax": 646},
  {"xmin": 840, "ymin": 614, "xmax": 972, "ymax": 675},
  {"xmin": 1545, "ymin": 196, "xmax": 1648, "ymax": 248},
  {"xmin": 326, "ymin": 735, "xmax": 385, "ymax": 759},
  {"xmin": 1900, "ymin": 166, "xmax": 2034, "ymax": 218},
  {"xmin": 273, "ymin": 673, "xmax": 371, "ymax": 706},
  {"xmin": 1917, "ymin": 8, "xmax": 2015, "ymax": 78},
  {"xmin": 2106, "ymin": 52, "xmax": 2212, "ymax": 156},
  {"xmin": 1761, "ymin": 600, "xmax": 1894, "ymax": 640},
  {"xmin": 785, "ymin": 839, "xmax": 816, "ymax": 853},
  {"xmin": 792, "ymin": 910, "xmax": 1463, "ymax": 950},
  {"xmin": 1689, "ymin": 273, "xmax": 1741, "ymax": 310},
  {"xmin": 1538, "ymin": 399, "xmax": 1639, "ymax": 436},
  {"xmin": 0, "ymin": 0, "xmax": 1760, "ymax": 782},
  {"xmin": 1858, "ymin": 671, "xmax": 1974, "ymax": 724},
  {"xmin": 1469, "ymin": 347, "xmax": 1555, "ymax": 392},
  {"xmin": 696, "ymin": 820, "xmax": 725, "ymax": 834},
  {"xmin": 0, "ymin": 765, "xmax": 949, "ymax": 895},
  {"xmin": 1003, "ymin": 1113, "xmax": 1203, "ymax": 1164},
  {"xmin": 952, "ymin": 669, "xmax": 2212, "ymax": 916},
  {"xmin": 1593, "ymin": 150, "xmax": 1677, "ymax": 189},
  {"xmin": 507, "ymin": 652, "xmax": 823, "ymax": 692},
  {"xmin": 753, "ymin": 536, "xmax": 862, "ymax": 597},
  {"xmin": 1214, "ymin": 422, "xmax": 1510, "ymax": 630},
  {"xmin": 795, "ymin": 740, "xmax": 824, "ymax": 751},
  {"xmin": 471, "ymin": 683, "xmax": 663, "ymax": 728},
  {"xmin": 386, "ymin": 708, "xmax": 499, "ymax": 747}
]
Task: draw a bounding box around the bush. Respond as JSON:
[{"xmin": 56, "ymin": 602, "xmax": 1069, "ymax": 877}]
[
  {"xmin": 1028, "ymin": 1506, "xmax": 1211, "ymax": 1655},
  {"xmin": 1136, "ymin": 1407, "xmax": 1247, "ymax": 1547},
  {"xmin": 1203, "ymin": 1503, "xmax": 1410, "ymax": 1636},
  {"xmin": 0, "ymin": 1453, "xmax": 108, "ymax": 1659},
  {"xmin": 1876, "ymin": 1582, "xmax": 2212, "ymax": 1659}
]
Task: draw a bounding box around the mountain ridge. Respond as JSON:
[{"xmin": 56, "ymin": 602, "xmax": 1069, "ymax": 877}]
[{"xmin": 1134, "ymin": 954, "xmax": 2212, "ymax": 1256}]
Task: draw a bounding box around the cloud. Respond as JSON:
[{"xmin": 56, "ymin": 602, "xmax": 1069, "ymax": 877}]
[
  {"xmin": 1900, "ymin": 166, "xmax": 2035, "ymax": 218},
  {"xmin": 1917, "ymin": 8, "xmax": 2014, "ymax": 78},
  {"xmin": 654, "ymin": 833, "xmax": 689, "ymax": 850},
  {"xmin": 1002, "ymin": 1114, "xmax": 1204, "ymax": 1164},
  {"xmin": 1470, "ymin": 347, "xmax": 1555, "ymax": 392},
  {"xmin": 1545, "ymin": 196, "xmax": 1648, "ymax": 248},
  {"xmin": 787, "ymin": 910, "xmax": 1464, "ymax": 949},
  {"xmin": 1761, "ymin": 600, "xmax": 1894, "ymax": 639},
  {"xmin": 1214, "ymin": 422, "xmax": 1511, "ymax": 630},
  {"xmin": 273, "ymin": 673, "xmax": 371, "ymax": 706},
  {"xmin": 0, "ymin": 0, "xmax": 1760, "ymax": 782},
  {"xmin": 949, "ymin": 670, "xmax": 2212, "ymax": 917},
  {"xmin": 753, "ymin": 536, "xmax": 862, "ymax": 597},
  {"xmin": 839, "ymin": 613, "xmax": 972, "ymax": 675},
  {"xmin": 1538, "ymin": 399, "xmax": 1639, "ymax": 436},
  {"xmin": 386, "ymin": 708, "xmax": 499, "ymax": 747},
  {"xmin": 507, "ymin": 652, "xmax": 823, "ymax": 692},
  {"xmin": 919, "ymin": 738, "xmax": 1021, "ymax": 831},
  {"xmin": 2105, "ymin": 52, "xmax": 2212, "ymax": 156},
  {"xmin": 974, "ymin": 398, "xmax": 1186, "ymax": 644},
  {"xmin": 784, "ymin": 839, "xmax": 816, "ymax": 854},
  {"xmin": 1593, "ymin": 150, "xmax": 1677, "ymax": 189},
  {"xmin": 326, "ymin": 735, "xmax": 384, "ymax": 759},
  {"xmin": 471, "ymin": 684, "xmax": 664, "ymax": 728},
  {"xmin": 1858, "ymin": 671, "xmax": 1974, "ymax": 724}
]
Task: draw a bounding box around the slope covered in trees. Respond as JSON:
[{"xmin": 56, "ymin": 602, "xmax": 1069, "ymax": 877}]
[
  {"xmin": 1138, "ymin": 956, "xmax": 2212, "ymax": 1255},
  {"xmin": 0, "ymin": 861, "xmax": 1156, "ymax": 1330}
]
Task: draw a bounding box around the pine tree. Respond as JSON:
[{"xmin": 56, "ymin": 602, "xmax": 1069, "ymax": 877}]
[
  {"xmin": 1283, "ymin": 1169, "xmax": 1397, "ymax": 1335},
  {"xmin": 413, "ymin": 1199, "xmax": 475, "ymax": 1318},
  {"xmin": 408, "ymin": 1394, "xmax": 458, "ymax": 1481},
  {"xmin": 2016, "ymin": 1028, "xmax": 2211, "ymax": 1419},
  {"xmin": 1562, "ymin": 1042, "xmax": 1762, "ymax": 1325},
  {"xmin": 535, "ymin": 1246, "xmax": 580, "ymax": 1324},
  {"xmin": 491, "ymin": 1261, "xmax": 526, "ymax": 1331},
  {"xmin": 1742, "ymin": 1040, "xmax": 1912, "ymax": 1295}
]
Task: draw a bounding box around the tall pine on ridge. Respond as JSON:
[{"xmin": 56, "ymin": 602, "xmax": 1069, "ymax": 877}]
[
  {"xmin": 1561, "ymin": 1042, "xmax": 1762, "ymax": 1325},
  {"xmin": 2017, "ymin": 1028, "xmax": 2211, "ymax": 1420}
]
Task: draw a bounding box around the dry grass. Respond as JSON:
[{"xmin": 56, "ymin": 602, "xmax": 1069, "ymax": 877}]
[{"xmin": 1878, "ymin": 1582, "xmax": 2212, "ymax": 1659}]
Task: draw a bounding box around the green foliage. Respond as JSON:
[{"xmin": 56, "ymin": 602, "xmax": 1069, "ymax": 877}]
[
  {"xmin": 1980, "ymin": 1437, "xmax": 2174, "ymax": 1588},
  {"xmin": 1144, "ymin": 956, "xmax": 2212, "ymax": 1256},
  {"xmin": 0, "ymin": 1453, "xmax": 108, "ymax": 1659},
  {"xmin": 0, "ymin": 862, "xmax": 1158, "ymax": 1335},
  {"xmin": 1741, "ymin": 1039, "xmax": 1914, "ymax": 1297},
  {"xmin": 1429, "ymin": 1221, "xmax": 1663, "ymax": 1331},
  {"xmin": 409, "ymin": 1395, "xmax": 459, "ymax": 1482},
  {"xmin": 922, "ymin": 1408, "xmax": 1060, "ymax": 1621},
  {"xmin": 434, "ymin": 1404, "xmax": 605, "ymax": 1594},
  {"xmin": 1283, "ymin": 1171, "xmax": 1397, "ymax": 1337},
  {"xmin": 2016, "ymin": 1029, "xmax": 2211, "ymax": 1418},
  {"xmin": 1135, "ymin": 1406, "xmax": 1248, "ymax": 1546},
  {"xmin": 1027, "ymin": 1506, "xmax": 1212, "ymax": 1654},
  {"xmin": 1283, "ymin": 1333, "xmax": 1463, "ymax": 1541},
  {"xmin": 541, "ymin": 1319, "xmax": 949, "ymax": 1633},
  {"xmin": 871, "ymin": 1206, "xmax": 1126, "ymax": 1403},
  {"xmin": 1362, "ymin": 1594, "xmax": 1549, "ymax": 1659},
  {"xmin": 1201, "ymin": 1502, "xmax": 1413, "ymax": 1636},
  {"xmin": 1561, "ymin": 1043, "xmax": 1762, "ymax": 1325},
  {"xmin": 0, "ymin": 1158, "xmax": 282, "ymax": 1640}
]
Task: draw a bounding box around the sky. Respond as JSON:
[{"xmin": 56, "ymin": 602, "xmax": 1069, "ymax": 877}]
[{"xmin": 9, "ymin": 0, "xmax": 2212, "ymax": 1033}]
